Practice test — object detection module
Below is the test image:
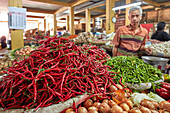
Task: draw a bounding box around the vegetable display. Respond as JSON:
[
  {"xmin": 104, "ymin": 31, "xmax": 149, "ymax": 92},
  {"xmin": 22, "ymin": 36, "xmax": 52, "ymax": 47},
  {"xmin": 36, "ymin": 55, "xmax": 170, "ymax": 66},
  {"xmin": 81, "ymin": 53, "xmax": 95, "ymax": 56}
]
[
  {"xmin": 0, "ymin": 36, "xmax": 122, "ymax": 111},
  {"xmin": 105, "ymin": 56, "xmax": 163, "ymax": 84},
  {"xmin": 155, "ymin": 82, "xmax": 170, "ymax": 100},
  {"xmin": 0, "ymin": 55, "xmax": 14, "ymax": 72},
  {"xmin": 14, "ymin": 46, "xmax": 33, "ymax": 55},
  {"xmin": 63, "ymin": 89, "xmax": 170, "ymax": 113},
  {"xmin": 67, "ymin": 35, "xmax": 78, "ymax": 39},
  {"xmin": 146, "ymin": 40, "xmax": 170, "ymax": 57}
]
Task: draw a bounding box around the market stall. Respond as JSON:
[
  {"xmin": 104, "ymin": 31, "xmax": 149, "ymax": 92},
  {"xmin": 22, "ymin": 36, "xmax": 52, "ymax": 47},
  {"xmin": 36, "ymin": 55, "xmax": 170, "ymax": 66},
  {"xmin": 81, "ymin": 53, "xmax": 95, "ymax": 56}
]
[
  {"xmin": 0, "ymin": 36, "xmax": 170, "ymax": 113},
  {"xmin": 0, "ymin": 0, "xmax": 170, "ymax": 112}
]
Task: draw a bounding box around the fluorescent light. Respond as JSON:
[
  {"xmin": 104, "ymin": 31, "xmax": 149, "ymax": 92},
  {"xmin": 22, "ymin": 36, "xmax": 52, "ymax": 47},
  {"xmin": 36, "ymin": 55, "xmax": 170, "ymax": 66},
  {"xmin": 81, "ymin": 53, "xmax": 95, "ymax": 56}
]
[{"xmin": 112, "ymin": 2, "xmax": 142, "ymax": 11}]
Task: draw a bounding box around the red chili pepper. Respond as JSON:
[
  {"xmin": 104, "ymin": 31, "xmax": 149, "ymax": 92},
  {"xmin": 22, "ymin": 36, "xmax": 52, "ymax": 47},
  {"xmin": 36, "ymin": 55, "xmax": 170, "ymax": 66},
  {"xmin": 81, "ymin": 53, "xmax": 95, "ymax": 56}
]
[
  {"xmin": 160, "ymin": 88, "xmax": 170, "ymax": 93},
  {"xmin": 119, "ymin": 77, "xmax": 124, "ymax": 87},
  {"xmin": 155, "ymin": 88, "xmax": 160, "ymax": 94},
  {"xmin": 159, "ymin": 91, "xmax": 170, "ymax": 100},
  {"xmin": 161, "ymin": 84, "xmax": 170, "ymax": 91}
]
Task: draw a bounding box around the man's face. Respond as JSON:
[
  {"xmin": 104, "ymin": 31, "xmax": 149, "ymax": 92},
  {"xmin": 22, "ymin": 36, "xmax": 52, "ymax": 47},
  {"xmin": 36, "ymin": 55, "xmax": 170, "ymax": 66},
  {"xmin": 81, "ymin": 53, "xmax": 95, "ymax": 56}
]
[{"xmin": 128, "ymin": 10, "xmax": 141, "ymax": 26}]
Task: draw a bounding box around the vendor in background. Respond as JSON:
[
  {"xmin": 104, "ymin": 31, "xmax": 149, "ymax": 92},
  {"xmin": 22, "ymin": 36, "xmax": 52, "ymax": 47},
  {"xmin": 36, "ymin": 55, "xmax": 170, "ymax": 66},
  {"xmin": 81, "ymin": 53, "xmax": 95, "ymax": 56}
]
[
  {"xmin": 112, "ymin": 6, "xmax": 152, "ymax": 57},
  {"xmin": 1, "ymin": 36, "xmax": 7, "ymax": 49},
  {"xmin": 151, "ymin": 22, "xmax": 170, "ymax": 41}
]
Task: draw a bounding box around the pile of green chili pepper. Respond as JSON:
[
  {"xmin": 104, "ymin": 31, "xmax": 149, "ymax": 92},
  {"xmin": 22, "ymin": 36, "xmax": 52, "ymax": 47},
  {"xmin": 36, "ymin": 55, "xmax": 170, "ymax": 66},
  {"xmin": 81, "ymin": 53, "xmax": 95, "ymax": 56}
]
[
  {"xmin": 0, "ymin": 36, "xmax": 122, "ymax": 111},
  {"xmin": 105, "ymin": 56, "xmax": 163, "ymax": 84}
]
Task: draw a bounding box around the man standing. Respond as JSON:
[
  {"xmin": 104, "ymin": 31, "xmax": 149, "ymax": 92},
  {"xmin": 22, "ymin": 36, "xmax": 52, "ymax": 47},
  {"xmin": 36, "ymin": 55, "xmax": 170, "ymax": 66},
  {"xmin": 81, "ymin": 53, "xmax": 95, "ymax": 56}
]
[{"xmin": 112, "ymin": 6, "xmax": 152, "ymax": 57}]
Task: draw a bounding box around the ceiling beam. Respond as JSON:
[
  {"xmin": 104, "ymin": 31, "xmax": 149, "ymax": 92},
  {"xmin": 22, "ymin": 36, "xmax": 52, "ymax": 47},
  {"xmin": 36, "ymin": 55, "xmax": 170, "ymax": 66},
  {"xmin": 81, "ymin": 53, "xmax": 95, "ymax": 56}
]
[
  {"xmin": 89, "ymin": 3, "xmax": 106, "ymax": 10},
  {"xmin": 54, "ymin": 7, "xmax": 69, "ymax": 14},
  {"xmin": 74, "ymin": 1, "xmax": 105, "ymax": 15},
  {"xmin": 59, "ymin": 18, "xmax": 81, "ymax": 21},
  {"xmin": 159, "ymin": 1, "xmax": 170, "ymax": 7},
  {"xmin": 92, "ymin": 14, "xmax": 106, "ymax": 18},
  {"xmin": 71, "ymin": 0, "xmax": 90, "ymax": 7},
  {"xmin": 75, "ymin": 10, "xmax": 85, "ymax": 15},
  {"xmin": 28, "ymin": 0, "xmax": 71, "ymax": 6},
  {"xmin": 27, "ymin": 15, "xmax": 44, "ymax": 19},
  {"xmin": 27, "ymin": 20, "xmax": 39, "ymax": 22},
  {"xmin": 74, "ymin": 15, "xmax": 85, "ymax": 18},
  {"xmin": 57, "ymin": 21, "xmax": 66, "ymax": 23},
  {"xmin": 142, "ymin": 5, "xmax": 154, "ymax": 10},
  {"xmin": 142, "ymin": 0, "xmax": 158, "ymax": 6},
  {"xmin": 25, "ymin": 7, "xmax": 55, "ymax": 14},
  {"xmin": 91, "ymin": 8, "xmax": 105, "ymax": 13}
]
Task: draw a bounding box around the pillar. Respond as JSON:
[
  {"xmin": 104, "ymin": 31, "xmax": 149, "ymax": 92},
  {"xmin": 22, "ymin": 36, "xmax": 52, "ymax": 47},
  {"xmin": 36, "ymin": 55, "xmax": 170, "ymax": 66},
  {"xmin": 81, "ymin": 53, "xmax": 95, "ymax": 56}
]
[
  {"xmin": 93, "ymin": 18, "xmax": 95, "ymax": 28},
  {"xmin": 100, "ymin": 19, "xmax": 103, "ymax": 28},
  {"xmin": 106, "ymin": 0, "xmax": 115, "ymax": 34},
  {"xmin": 44, "ymin": 18, "xmax": 46, "ymax": 31},
  {"xmin": 69, "ymin": 7, "xmax": 74, "ymax": 35},
  {"xmin": 8, "ymin": 0, "xmax": 24, "ymax": 50},
  {"xmin": 38, "ymin": 22, "xmax": 40, "ymax": 30},
  {"xmin": 125, "ymin": 0, "xmax": 131, "ymax": 25},
  {"xmin": 86, "ymin": 8, "xmax": 91, "ymax": 32},
  {"xmin": 66, "ymin": 15, "xmax": 69, "ymax": 31},
  {"xmin": 53, "ymin": 14, "xmax": 57, "ymax": 36}
]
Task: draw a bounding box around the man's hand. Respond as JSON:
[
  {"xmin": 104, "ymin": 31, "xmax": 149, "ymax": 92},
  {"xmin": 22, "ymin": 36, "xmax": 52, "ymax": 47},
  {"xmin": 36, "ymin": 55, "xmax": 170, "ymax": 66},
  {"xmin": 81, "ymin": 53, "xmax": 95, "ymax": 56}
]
[{"xmin": 144, "ymin": 48, "xmax": 152, "ymax": 55}]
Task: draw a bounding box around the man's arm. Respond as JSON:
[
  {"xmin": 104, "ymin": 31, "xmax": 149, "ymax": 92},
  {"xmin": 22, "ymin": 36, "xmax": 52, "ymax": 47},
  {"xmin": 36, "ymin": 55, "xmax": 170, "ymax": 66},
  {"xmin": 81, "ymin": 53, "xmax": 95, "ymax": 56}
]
[
  {"xmin": 112, "ymin": 28, "xmax": 121, "ymax": 57},
  {"xmin": 112, "ymin": 45, "xmax": 118, "ymax": 57},
  {"xmin": 140, "ymin": 30, "xmax": 152, "ymax": 55}
]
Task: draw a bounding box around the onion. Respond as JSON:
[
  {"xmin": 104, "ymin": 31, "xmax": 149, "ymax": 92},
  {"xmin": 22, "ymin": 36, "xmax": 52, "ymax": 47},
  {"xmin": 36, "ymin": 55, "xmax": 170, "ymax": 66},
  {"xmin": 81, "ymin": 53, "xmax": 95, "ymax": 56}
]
[
  {"xmin": 92, "ymin": 96, "xmax": 97, "ymax": 102},
  {"xmin": 140, "ymin": 106, "xmax": 151, "ymax": 113},
  {"xmin": 120, "ymin": 103, "xmax": 130, "ymax": 111},
  {"xmin": 88, "ymin": 110, "xmax": 98, "ymax": 113},
  {"xmin": 110, "ymin": 104, "xmax": 123, "ymax": 113},
  {"xmin": 140, "ymin": 99, "xmax": 155, "ymax": 110},
  {"xmin": 150, "ymin": 110, "xmax": 159, "ymax": 113},
  {"xmin": 65, "ymin": 108, "xmax": 75, "ymax": 113},
  {"xmin": 98, "ymin": 103, "xmax": 110, "ymax": 113},
  {"xmin": 77, "ymin": 107, "xmax": 88, "ymax": 113},
  {"xmin": 125, "ymin": 99, "xmax": 133, "ymax": 109},
  {"xmin": 116, "ymin": 84, "xmax": 123, "ymax": 90},
  {"xmin": 129, "ymin": 108, "xmax": 142, "ymax": 113},
  {"xmin": 150, "ymin": 100, "xmax": 159, "ymax": 109},
  {"xmin": 159, "ymin": 101, "xmax": 170, "ymax": 112},
  {"xmin": 108, "ymin": 100, "xmax": 116, "ymax": 108},
  {"xmin": 163, "ymin": 111, "xmax": 170, "ymax": 113},
  {"xmin": 122, "ymin": 111, "xmax": 128, "ymax": 113},
  {"xmin": 83, "ymin": 99, "xmax": 93, "ymax": 109},
  {"xmin": 125, "ymin": 92, "xmax": 131, "ymax": 98},
  {"xmin": 109, "ymin": 85, "xmax": 118, "ymax": 92},
  {"xmin": 102, "ymin": 99, "xmax": 109, "ymax": 104},
  {"xmin": 93, "ymin": 102, "xmax": 101, "ymax": 109},
  {"xmin": 88, "ymin": 106, "xmax": 98, "ymax": 111}
]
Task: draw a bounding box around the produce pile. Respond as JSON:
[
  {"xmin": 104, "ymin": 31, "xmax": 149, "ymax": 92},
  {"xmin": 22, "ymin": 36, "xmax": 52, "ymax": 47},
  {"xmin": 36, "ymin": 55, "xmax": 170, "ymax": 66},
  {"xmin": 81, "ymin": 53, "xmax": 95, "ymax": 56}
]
[
  {"xmin": 155, "ymin": 82, "xmax": 170, "ymax": 100},
  {"xmin": 74, "ymin": 32, "xmax": 93, "ymax": 43},
  {"xmin": 64, "ymin": 89, "xmax": 170, "ymax": 113},
  {"xmin": 67, "ymin": 35, "xmax": 78, "ymax": 39},
  {"xmin": 0, "ymin": 55, "xmax": 14, "ymax": 72},
  {"xmin": 0, "ymin": 36, "xmax": 122, "ymax": 111},
  {"xmin": 14, "ymin": 46, "xmax": 34, "ymax": 55},
  {"xmin": 147, "ymin": 41, "xmax": 170, "ymax": 57},
  {"xmin": 105, "ymin": 56, "xmax": 163, "ymax": 84}
]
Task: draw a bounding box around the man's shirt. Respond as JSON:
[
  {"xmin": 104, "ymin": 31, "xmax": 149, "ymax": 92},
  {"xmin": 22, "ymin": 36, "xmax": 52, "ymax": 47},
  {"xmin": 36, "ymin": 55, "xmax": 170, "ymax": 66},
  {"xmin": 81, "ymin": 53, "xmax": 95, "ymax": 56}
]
[{"xmin": 112, "ymin": 25, "xmax": 148, "ymax": 56}]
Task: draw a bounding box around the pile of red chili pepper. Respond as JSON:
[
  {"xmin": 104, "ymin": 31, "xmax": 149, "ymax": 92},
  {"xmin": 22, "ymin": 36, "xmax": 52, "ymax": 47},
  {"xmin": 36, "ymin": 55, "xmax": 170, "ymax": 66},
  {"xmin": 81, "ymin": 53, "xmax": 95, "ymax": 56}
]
[{"xmin": 0, "ymin": 36, "xmax": 121, "ymax": 111}]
